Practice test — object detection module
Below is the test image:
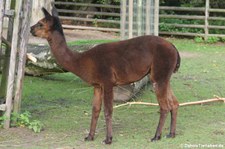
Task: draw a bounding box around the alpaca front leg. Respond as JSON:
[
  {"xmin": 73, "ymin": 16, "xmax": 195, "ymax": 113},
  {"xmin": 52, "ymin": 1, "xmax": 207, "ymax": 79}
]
[
  {"xmin": 85, "ymin": 87, "xmax": 102, "ymax": 141},
  {"xmin": 103, "ymin": 86, "xmax": 113, "ymax": 144}
]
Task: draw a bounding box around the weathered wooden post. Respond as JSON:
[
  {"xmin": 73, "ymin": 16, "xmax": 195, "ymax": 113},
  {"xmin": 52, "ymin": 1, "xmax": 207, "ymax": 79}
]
[
  {"xmin": 0, "ymin": 0, "xmax": 33, "ymax": 128},
  {"xmin": 0, "ymin": 0, "xmax": 14, "ymax": 105},
  {"xmin": 204, "ymin": 0, "xmax": 209, "ymax": 40},
  {"xmin": 116, "ymin": 0, "xmax": 159, "ymax": 102},
  {"xmin": 31, "ymin": 0, "xmax": 53, "ymax": 25},
  {"xmin": 128, "ymin": 0, "xmax": 134, "ymax": 38},
  {"xmin": 137, "ymin": 0, "xmax": 143, "ymax": 36},
  {"xmin": 154, "ymin": 0, "xmax": 159, "ymax": 36},
  {"xmin": 13, "ymin": 0, "xmax": 33, "ymax": 114},
  {"xmin": 120, "ymin": 0, "xmax": 126, "ymax": 39},
  {"xmin": 0, "ymin": 0, "xmax": 5, "ymax": 49},
  {"xmin": 0, "ymin": 1, "xmax": 5, "ymax": 85},
  {"xmin": 4, "ymin": 0, "xmax": 23, "ymax": 128},
  {"xmin": 120, "ymin": 0, "xmax": 159, "ymax": 39}
]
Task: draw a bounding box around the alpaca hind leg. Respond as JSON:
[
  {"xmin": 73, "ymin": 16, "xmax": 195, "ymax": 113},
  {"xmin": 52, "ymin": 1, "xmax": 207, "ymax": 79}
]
[
  {"xmin": 151, "ymin": 81, "xmax": 170, "ymax": 141},
  {"xmin": 151, "ymin": 81, "xmax": 179, "ymax": 141},
  {"xmin": 167, "ymin": 93, "xmax": 179, "ymax": 138},
  {"xmin": 151, "ymin": 108, "xmax": 169, "ymax": 141}
]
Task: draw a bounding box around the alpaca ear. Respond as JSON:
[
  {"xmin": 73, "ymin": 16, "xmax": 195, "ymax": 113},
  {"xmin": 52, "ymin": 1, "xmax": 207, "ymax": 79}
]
[
  {"xmin": 42, "ymin": 7, "xmax": 51, "ymax": 18},
  {"xmin": 51, "ymin": 5, "xmax": 59, "ymax": 17}
]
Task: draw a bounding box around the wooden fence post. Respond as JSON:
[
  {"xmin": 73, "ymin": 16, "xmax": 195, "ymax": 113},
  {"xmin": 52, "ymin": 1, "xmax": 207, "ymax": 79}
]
[
  {"xmin": 128, "ymin": 0, "xmax": 133, "ymax": 38},
  {"xmin": 145, "ymin": 0, "xmax": 150, "ymax": 35},
  {"xmin": 120, "ymin": 0, "xmax": 126, "ymax": 39},
  {"xmin": 4, "ymin": 0, "xmax": 23, "ymax": 129},
  {"xmin": 137, "ymin": 0, "xmax": 142, "ymax": 36},
  {"xmin": 0, "ymin": 0, "xmax": 5, "ymax": 49},
  {"xmin": 154, "ymin": 0, "xmax": 159, "ymax": 36},
  {"xmin": 0, "ymin": 0, "xmax": 5, "ymax": 106},
  {"xmin": 0, "ymin": 0, "xmax": 14, "ymax": 104},
  {"xmin": 204, "ymin": 0, "xmax": 209, "ymax": 40},
  {"xmin": 13, "ymin": 0, "xmax": 33, "ymax": 114},
  {"xmin": 31, "ymin": 0, "xmax": 54, "ymax": 25}
]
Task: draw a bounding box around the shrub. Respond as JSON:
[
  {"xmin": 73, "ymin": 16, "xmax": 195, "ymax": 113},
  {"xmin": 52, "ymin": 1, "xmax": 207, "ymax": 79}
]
[
  {"xmin": 220, "ymin": 37, "xmax": 225, "ymax": 42},
  {"xmin": 194, "ymin": 36, "xmax": 204, "ymax": 43},
  {"xmin": 206, "ymin": 37, "xmax": 220, "ymax": 44},
  {"xmin": 0, "ymin": 111, "xmax": 43, "ymax": 133}
]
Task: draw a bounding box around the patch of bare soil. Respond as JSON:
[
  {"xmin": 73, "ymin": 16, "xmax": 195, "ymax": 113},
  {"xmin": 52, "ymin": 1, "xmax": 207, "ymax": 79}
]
[
  {"xmin": 180, "ymin": 51, "xmax": 200, "ymax": 58},
  {"xmin": 0, "ymin": 127, "xmax": 44, "ymax": 148},
  {"xmin": 0, "ymin": 127, "xmax": 76, "ymax": 148}
]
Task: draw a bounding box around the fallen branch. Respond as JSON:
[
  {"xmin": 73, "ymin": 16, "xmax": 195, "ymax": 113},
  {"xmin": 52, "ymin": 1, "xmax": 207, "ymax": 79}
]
[
  {"xmin": 26, "ymin": 53, "xmax": 37, "ymax": 63},
  {"xmin": 179, "ymin": 96, "xmax": 225, "ymax": 106},
  {"xmin": 114, "ymin": 102, "xmax": 158, "ymax": 108},
  {"xmin": 114, "ymin": 96, "xmax": 225, "ymax": 109}
]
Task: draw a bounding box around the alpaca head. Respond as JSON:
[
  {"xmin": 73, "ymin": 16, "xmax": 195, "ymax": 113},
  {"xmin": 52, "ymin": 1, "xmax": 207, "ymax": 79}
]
[{"xmin": 30, "ymin": 7, "xmax": 63, "ymax": 39}]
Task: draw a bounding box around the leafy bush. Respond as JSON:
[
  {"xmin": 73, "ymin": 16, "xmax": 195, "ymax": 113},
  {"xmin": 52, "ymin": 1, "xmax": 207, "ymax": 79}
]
[
  {"xmin": 28, "ymin": 120, "xmax": 43, "ymax": 133},
  {"xmin": 194, "ymin": 36, "xmax": 204, "ymax": 43},
  {"xmin": 220, "ymin": 37, "xmax": 225, "ymax": 42},
  {"xmin": 159, "ymin": 18, "xmax": 205, "ymax": 34},
  {"xmin": 0, "ymin": 116, "xmax": 6, "ymax": 127},
  {"xmin": 206, "ymin": 36, "xmax": 220, "ymax": 44},
  {"xmin": 0, "ymin": 111, "xmax": 43, "ymax": 133}
]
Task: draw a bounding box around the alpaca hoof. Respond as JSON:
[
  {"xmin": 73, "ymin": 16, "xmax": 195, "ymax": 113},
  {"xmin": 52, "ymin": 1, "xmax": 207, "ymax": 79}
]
[
  {"xmin": 84, "ymin": 135, "xmax": 94, "ymax": 141},
  {"xmin": 102, "ymin": 137, "xmax": 112, "ymax": 144},
  {"xmin": 166, "ymin": 133, "xmax": 176, "ymax": 138},
  {"xmin": 151, "ymin": 135, "xmax": 161, "ymax": 142}
]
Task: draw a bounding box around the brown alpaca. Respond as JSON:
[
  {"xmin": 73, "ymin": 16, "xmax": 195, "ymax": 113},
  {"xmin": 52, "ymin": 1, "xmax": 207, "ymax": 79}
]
[{"xmin": 30, "ymin": 8, "xmax": 180, "ymax": 144}]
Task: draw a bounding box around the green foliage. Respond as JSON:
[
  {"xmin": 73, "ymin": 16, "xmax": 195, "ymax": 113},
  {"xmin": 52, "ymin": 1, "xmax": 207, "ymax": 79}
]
[
  {"xmin": 206, "ymin": 36, "xmax": 220, "ymax": 44},
  {"xmin": 194, "ymin": 36, "xmax": 225, "ymax": 44},
  {"xmin": 14, "ymin": 111, "xmax": 43, "ymax": 133},
  {"xmin": 0, "ymin": 111, "xmax": 43, "ymax": 133},
  {"xmin": 0, "ymin": 115, "xmax": 6, "ymax": 127},
  {"xmin": 28, "ymin": 120, "xmax": 43, "ymax": 133},
  {"xmin": 221, "ymin": 37, "xmax": 225, "ymax": 42},
  {"xmin": 194, "ymin": 36, "xmax": 204, "ymax": 43},
  {"xmin": 159, "ymin": 18, "xmax": 205, "ymax": 34},
  {"xmin": 159, "ymin": 22, "xmax": 176, "ymax": 32}
]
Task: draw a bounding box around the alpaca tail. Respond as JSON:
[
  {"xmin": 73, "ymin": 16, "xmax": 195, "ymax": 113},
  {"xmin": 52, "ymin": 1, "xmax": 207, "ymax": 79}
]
[{"xmin": 173, "ymin": 45, "xmax": 181, "ymax": 73}]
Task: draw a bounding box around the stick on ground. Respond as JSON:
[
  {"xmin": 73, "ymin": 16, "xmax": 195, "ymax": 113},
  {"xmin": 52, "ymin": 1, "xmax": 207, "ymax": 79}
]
[{"xmin": 114, "ymin": 96, "xmax": 225, "ymax": 109}]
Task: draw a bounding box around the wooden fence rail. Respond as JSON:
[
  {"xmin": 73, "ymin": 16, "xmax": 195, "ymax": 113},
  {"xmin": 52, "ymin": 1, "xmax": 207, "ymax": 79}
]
[
  {"xmin": 159, "ymin": 0, "xmax": 225, "ymax": 39},
  {"xmin": 53, "ymin": 0, "xmax": 225, "ymax": 39}
]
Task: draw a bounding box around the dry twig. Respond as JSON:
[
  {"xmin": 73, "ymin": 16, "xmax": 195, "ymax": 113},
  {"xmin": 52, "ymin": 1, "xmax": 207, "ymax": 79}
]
[{"xmin": 114, "ymin": 95, "xmax": 225, "ymax": 109}]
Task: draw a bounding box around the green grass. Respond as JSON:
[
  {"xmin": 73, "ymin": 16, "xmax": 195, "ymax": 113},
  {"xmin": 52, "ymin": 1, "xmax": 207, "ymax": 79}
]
[{"xmin": 0, "ymin": 39, "xmax": 225, "ymax": 148}]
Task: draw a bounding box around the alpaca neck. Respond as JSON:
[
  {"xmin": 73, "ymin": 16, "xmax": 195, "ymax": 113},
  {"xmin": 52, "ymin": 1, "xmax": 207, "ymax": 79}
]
[{"xmin": 47, "ymin": 31, "xmax": 80, "ymax": 74}]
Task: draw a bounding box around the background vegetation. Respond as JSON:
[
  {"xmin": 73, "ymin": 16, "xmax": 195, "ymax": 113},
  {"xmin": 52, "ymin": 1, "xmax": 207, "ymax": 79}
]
[{"xmin": 55, "ymin": 0, "xmax": 225, "ymax": 36}]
